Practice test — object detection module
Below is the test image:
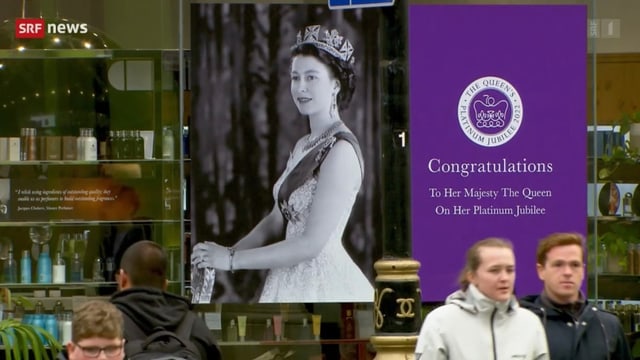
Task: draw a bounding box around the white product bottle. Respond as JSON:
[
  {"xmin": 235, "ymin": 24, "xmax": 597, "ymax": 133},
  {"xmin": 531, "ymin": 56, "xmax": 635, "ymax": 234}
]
[
  {"xmin": 162, "ymin": 126, "xmax": 175, "ymax": 160},
  {"xmin": 61, "ymin": 311, "xmax": 73, "ymax": 344},
  {"xmin": 83, "ymin": 128, "xmax": 98, "ymax": 161},
  {"xmin": 52, "ymin": 251, "xmax": 66, "ymax": 284}
]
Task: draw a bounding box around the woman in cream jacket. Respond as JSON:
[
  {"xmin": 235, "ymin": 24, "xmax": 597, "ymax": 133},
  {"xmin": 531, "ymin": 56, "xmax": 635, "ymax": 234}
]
[{"xmin": 415, "ymin": 238, "xmax": 549, "ymax": 360}]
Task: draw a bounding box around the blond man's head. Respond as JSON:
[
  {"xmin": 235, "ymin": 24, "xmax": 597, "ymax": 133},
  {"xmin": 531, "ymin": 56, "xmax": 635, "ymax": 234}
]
[{"xmin": 68, "ymin": 300, "xmax": 125, "ymax": 360}]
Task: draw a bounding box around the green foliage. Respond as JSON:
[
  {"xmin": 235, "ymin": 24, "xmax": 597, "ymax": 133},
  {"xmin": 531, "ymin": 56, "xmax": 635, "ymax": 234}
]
[
  {"xmin": 598, "ymin": 221, "xmax": 640, "ymax": 269},
  {"xmin": 617, "ymin": 111, "xmax": 640, "ymax": 135},
  {"xmin": 0, "ymin": 319, "xmax": 62, "ymax": 360},
  {"xmin": 596, "ymin": 111, "xmax": 640, "ymax": 269},
  {"xmin": 599, "ymin": 111, "xmax": 640, "ymax": 179}
]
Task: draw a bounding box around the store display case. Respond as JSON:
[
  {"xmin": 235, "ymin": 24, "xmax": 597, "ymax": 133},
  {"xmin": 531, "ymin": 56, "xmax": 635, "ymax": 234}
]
[{"xmin": 0, "ymin": 0, "xmax": 185, "ymax": 326}]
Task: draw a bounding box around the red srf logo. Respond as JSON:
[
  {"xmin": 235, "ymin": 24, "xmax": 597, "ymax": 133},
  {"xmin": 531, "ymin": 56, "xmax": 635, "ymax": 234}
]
[{"xmin": 15, "ymin": 18, "xmax": 45, "ymax": 39}]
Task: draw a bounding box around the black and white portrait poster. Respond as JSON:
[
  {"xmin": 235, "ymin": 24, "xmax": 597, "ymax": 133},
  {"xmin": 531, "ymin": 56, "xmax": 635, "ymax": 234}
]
[{"xmin": 190, "ymin": 3, "xmax": 383, "ymax": 303}]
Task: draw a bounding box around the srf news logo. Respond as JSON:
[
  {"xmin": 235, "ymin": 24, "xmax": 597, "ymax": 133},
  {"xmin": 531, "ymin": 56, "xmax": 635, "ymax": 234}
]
[{"xmin": 15, "ymin": 18, "xmax": 88, "ymax": 39}]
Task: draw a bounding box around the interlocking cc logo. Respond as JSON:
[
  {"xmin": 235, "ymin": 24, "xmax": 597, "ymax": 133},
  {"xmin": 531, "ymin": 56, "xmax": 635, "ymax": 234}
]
[{"xmin": 374, "ymin": 288, "xmax": 416, "ymax": 328}]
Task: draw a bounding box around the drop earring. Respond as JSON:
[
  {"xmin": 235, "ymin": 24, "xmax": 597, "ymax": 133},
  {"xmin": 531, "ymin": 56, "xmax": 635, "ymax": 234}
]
[{"xmin": 330, "ymin": 93, "xmax": 338, "ymax": 121}]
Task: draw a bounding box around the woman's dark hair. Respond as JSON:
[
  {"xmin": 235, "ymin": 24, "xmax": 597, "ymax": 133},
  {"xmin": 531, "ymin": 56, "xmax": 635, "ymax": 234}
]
[{"xmin": 291, "ymin": 43, "xmax": 356, "ymax": 110}]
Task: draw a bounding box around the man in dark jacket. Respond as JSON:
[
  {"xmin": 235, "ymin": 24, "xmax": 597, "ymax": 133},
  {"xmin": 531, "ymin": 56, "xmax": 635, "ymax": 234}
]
[
  {"xmin": 110, "ymin": 240, "xmax": 222, "ymax": 360},
  {"xmin": 520, "ymin": 232, "xmax": 632, "ymax": 360}
]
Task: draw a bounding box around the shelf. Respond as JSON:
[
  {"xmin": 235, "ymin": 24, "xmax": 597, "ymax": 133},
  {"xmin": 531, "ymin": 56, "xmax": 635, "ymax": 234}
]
[
  {"xmin": 589, "ymin": 273, "xmax": 640, "ymax": 299},
  {"xmin": 589, "ymin": 216, "xmax": 640, "ymax": 222},
  {"xmin": 0, "ymin": 280, "xmax": 182, "ymax": 288},
  {"xmin": 0, "ymin": 219, "xmax": 181, "ymax": 227},
  {"xmin": 0, "ymin": 281, "xmax": 117, "ymax": 288},
  {"xmin": 588, "ymin": 158, "xmax": 640, "ymax": 183},
  {"xmin": 219, "ymin": 339, "xmax": 370, "ymax": 346},
  {"xmin": 0, "ymin": 159, "xmax": 183, "ymax": 166},
  {"xmin": 0, "ymin": 49, "xmax": 114, "ymax": 59}
]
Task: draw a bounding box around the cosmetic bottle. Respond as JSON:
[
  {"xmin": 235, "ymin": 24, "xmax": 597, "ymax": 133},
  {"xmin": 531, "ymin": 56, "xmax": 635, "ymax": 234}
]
[
  {"xmin": 53, "ymin": 300, "xmax": 64, "ymax": 320},
  {"xmin": 37, "ymin": 245, "xmax": 52, "ymax": 283},
  {"xmin": 162, "ymin": 126, "xmax": 175, "ymax": 160},
  {"xmin": 60, "ymin": 311, "xmax": 73, "ymax": 344},
  {"xmin": 83, "ymin": 128, "xmax": 98, "ymax": 161},
  {"xmin": 134, "ymin": 130, "xmax": 145, "ymax": 159},
  {"xmin": 26, "ymin": 128, "xmax": 38, "ymax": 160},
  {"xmin": 93, "ymin": 257, "xmax": 105, "ymax": 281},
  {"xmin": 237, "ymin": 316, "xmax": 247, "ymax": 342},
  {"xmin": 76, "ymin": 128, "xmax": 85, "ymax": 160},
  {"xmin": 45, "ymin": 314, "xmax": 59, "ymax": 343},
  {"xmin": 13, "ymin": 301, "xmax": 24, "ymax": 323},
  {"xmin": 226, "ymin": 319, "xmax": 238, "ymax": 342},
  {"xmin": 105, "ymin": 257, "xmax": 115, "ymax": 281},
  {"xmin": 53, "ymin": 251, "xmax": 66, "ymax": 284},
  {"xmin": 34, "ymin": 300, "xmax": 44, "ymax": 314},
  {"xmin": 262, "ymin": 318, "xmax": 274, "ymax": 341},
  {"xmin": 3, "ymin": 247, "xmax": 17, "ymax": 283},
  {"xmin": 299, "ymin": 318, "xmax": 313, "ymax": 340},
  {"xmin": 70, "ymin": 252, "xmax": 83, "ymax": 282},
  {"xmin": 311, "ymin": 314, "xmax": 322, "ymax": 340},
  {"xmin": 20, "ymin": 127, "xmax": 27, "ymax": 161},
  {"xmin": 20, "ymin": 250, "xmax": 31, "ymax": 283},
  {"xmin": 624, "ymin": 192, "xmax": 633, "ymax": 217},
  {"xmin": 112, "ymin": 130, "xmax": 123, "ymax": 159}
]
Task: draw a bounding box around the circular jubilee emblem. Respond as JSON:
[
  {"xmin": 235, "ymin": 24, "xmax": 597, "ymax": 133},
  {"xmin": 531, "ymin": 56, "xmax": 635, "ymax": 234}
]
[{"xmin": 457, "ymin": 76, "xmax": 523, "ymax": 147}]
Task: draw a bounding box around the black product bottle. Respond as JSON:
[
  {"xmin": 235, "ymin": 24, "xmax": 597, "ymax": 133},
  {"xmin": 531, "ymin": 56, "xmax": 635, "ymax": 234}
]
[
  {"xmin": 70, "ymin": 253, "xmax": 83, "ymax": 282},
  {"xmin": 134, "ymin": 130, "xmax": 145, "ymax": 159}
]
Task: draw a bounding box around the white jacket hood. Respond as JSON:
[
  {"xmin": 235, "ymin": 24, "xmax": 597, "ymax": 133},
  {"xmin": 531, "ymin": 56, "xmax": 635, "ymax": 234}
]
[
  {"xmin": 415, "ymin": 285, "xmax": 549, "ymax": 360},
  {"xmin": 445, "ymin": 284, "xmax": 517, "ymax": 315}
]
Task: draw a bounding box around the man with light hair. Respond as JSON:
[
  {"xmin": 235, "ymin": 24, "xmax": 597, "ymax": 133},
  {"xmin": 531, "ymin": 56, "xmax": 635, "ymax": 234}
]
[{"xmin": 61, "ymin": 300, "xmax": 125, "ymax": 360}]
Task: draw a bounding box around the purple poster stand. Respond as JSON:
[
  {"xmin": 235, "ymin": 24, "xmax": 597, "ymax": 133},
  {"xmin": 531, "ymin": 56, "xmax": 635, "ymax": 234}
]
[{"xmin": 409, "ymin": 5, "xmax": 587, "ymax": 301}]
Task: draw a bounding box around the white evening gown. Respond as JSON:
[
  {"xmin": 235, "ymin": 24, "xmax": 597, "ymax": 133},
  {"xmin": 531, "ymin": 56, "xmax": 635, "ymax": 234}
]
[{"xmin": 259, "ymin": 138, "xmax": 373, "ymax": 303}]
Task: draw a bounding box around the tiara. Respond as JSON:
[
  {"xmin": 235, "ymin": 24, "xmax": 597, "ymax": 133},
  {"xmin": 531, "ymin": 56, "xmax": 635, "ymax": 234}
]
[{"xmin": 295, "ymin": 25, "xmax": 355, "ymax": 65}]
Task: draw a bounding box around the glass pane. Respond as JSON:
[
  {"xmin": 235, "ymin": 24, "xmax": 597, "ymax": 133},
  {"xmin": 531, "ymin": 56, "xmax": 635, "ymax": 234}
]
[{"xmin": 0, "ymin": 0, "xmax": 185, "ymax": 295}]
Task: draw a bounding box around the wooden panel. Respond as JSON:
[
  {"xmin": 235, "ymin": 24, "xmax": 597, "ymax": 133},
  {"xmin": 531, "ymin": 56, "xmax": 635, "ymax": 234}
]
[{"xmin": 589, "ymin": 53, "xmax": 640, "ymax": 124}]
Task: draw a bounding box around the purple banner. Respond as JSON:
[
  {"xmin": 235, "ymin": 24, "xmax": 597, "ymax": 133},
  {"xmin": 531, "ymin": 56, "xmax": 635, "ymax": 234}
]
[{"xmin": 409, "ymin": 5, "xmax": 587, "ymax": 301}]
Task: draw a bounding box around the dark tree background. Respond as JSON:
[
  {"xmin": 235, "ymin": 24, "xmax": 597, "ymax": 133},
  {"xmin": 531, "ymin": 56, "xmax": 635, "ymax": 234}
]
[{"xmin": 191, "ymin": 3, "xmax": 382, "ymax": 303}]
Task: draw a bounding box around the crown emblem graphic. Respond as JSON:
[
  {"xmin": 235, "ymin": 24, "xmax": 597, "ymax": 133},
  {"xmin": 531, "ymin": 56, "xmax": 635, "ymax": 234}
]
[
  {"xmin": 473, "ymin": 94, "xmax": 508, "ymax": 128},
  {"xmin": 295, "ymin": 25, "xmax": 355, "ymax": 65}
]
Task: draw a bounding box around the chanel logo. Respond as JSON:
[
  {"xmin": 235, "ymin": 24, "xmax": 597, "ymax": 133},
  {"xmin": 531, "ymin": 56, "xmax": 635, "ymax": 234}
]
[
  {"xmin": 396, "ymin": 298, "xmax": 415, "ymax": 318},
  {"xmin": 374, "ymin": 288, "xmax": 393, "ymax": 329}
]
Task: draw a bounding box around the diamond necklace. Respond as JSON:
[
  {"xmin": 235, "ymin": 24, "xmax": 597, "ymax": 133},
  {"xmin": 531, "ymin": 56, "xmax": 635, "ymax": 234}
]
[{"xmin": 303, "ymin": 121, "xmax": 343, "ymax": 151}]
